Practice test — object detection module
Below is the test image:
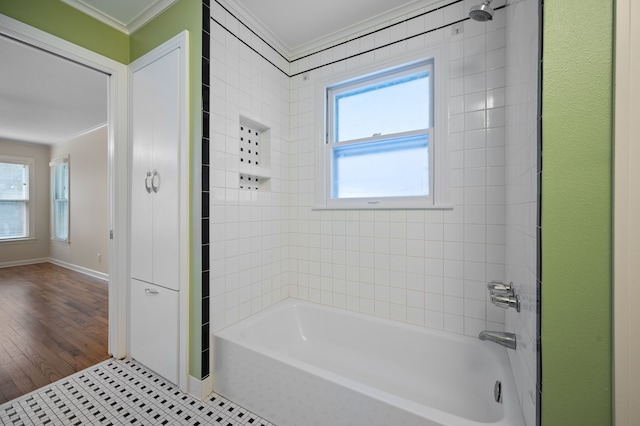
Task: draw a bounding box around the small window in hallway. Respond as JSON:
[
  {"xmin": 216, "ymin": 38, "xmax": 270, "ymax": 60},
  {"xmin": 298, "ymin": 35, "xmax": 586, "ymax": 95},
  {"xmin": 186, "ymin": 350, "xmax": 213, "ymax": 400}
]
[{"xmin": 51, "ymin": 156, "xmax": 69, "ymax": 241}]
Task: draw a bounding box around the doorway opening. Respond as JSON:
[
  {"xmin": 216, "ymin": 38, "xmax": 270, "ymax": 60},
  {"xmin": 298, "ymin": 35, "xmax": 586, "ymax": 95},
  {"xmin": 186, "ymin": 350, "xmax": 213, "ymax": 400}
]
[{"xmin": 0, "ymin": 15, "xmax": 128, "ymax": 402}]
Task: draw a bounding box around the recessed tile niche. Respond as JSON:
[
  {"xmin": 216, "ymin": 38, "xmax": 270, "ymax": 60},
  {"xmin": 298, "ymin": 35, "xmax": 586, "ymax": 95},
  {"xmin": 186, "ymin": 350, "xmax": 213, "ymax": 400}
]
[{"xmin": 238, "ymin": 116, "xmax": 271, "ymax": 191}]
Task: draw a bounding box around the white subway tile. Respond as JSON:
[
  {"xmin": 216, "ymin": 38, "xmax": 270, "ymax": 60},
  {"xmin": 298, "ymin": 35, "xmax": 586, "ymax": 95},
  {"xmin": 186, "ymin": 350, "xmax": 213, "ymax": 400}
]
[
  {"xmin": 464, "ymin": 91, "xmax": 487, "ymax": 112},
  {"xmin": 407, "ymin": 307, "xmax": 425, "ymax": 326},
  {"xmin": 444, "ymin": 313, "xmax": 464, "ymax": 334},
  {"xmin": 464, "ymin": 317, "xmax": 486, "ymax": 337},
  {"xmin": 444, "ymin": 295, "xmax": 464, "ymax": 315},
  {"xmin": 464, "ymin": 148, "xmax": 486, "ymax": 168},
  {"xmin": 464, "ymin": 54, "xmax": 486, "ymax": 76},
  {"xmin": 425, "ymin": 310, "xmax": 445, "ymax": 330}
]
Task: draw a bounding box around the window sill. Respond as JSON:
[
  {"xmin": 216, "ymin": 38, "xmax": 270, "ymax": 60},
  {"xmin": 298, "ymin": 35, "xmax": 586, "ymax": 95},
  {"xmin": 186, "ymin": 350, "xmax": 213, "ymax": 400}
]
[
  {"xmin": 312, "ymin": 204, "xmax": 454, "ymax": 211},
  {"xmin": 0, "ymin": 237, "xmax": 36, "ymax": 245}
]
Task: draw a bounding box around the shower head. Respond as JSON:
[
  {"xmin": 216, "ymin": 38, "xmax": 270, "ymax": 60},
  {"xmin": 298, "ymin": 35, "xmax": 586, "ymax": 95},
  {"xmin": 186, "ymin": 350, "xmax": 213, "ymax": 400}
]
[{"xmin": 469, "ymin": 0, "xmax": 494, "ymax": 22}]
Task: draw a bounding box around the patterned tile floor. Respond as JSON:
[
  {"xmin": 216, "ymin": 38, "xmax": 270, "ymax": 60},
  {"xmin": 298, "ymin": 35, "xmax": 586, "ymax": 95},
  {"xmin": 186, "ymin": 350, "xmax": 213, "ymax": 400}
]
[{"xmin": 0, "ymin": 358, "xmax": 274, "ymax": 426}]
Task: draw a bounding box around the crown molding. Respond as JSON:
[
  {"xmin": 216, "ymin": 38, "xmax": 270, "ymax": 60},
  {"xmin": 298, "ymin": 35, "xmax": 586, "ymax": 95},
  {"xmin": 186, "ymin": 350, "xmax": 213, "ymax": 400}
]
[
  {"xmin": 60, "ymin": 0, "xmax": 178, "ymax": 35},
  {"xmin": 128, "ymin": 0, "xmax": 179, "ymax": 34},
  {"xmin": 216, "ymin": 0, "xmax": 441, "ymax": 62},
  {"xmin": 215, "ymin": 0, "xmax": 290, "ymax": 59}
]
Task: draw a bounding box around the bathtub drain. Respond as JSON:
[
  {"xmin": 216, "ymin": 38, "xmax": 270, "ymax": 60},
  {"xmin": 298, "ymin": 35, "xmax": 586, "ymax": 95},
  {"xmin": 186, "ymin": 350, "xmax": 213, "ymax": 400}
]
[{"xmin": 494, "ymin": 380, "xmax": 502, "ymax": 404}]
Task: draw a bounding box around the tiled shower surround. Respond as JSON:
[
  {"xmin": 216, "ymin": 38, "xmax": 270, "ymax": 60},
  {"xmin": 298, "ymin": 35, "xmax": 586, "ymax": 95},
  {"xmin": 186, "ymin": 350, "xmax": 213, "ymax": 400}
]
[
  {"xmin": 504, "ymin": 0, "xmax": 540, "ymax": 423},
  {"xmin": 208, "ymin": 1, "xmax": 538, "ymax": 426}
]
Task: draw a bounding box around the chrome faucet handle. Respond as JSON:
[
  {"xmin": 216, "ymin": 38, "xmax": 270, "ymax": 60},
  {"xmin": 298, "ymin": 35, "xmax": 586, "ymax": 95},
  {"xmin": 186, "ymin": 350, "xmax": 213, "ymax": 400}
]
[
  {"xmin": 487, "ymin": 281, "xmax": 514, "ymax": 296},
  {"xmin": 490, "ymin": 293, "xmax": 521, "ymax": 312}
]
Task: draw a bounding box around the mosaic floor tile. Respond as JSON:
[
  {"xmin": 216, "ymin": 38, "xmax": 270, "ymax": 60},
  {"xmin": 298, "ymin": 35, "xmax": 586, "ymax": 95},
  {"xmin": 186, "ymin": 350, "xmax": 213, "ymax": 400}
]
[{"xmin": 0, "ymin": 358, "xmax": 274, "ymax": 426}]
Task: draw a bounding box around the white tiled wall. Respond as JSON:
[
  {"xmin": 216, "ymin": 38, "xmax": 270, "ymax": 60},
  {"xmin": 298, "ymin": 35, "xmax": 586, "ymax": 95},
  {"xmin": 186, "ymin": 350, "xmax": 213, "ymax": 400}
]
[
  {"xmin": 504, "ymin": 1, "xmax": 539, "ymax": 425},
  {"xmin": 209, "ymin": 1, "xmax": 538, "ymax": 423},
  {"xmin": 209, "ymin": 1, "xmax": 290, "ymax": 332},
  {"xmin": 289, "ymin": 1, "xmax": 508, "ymax": 338}
]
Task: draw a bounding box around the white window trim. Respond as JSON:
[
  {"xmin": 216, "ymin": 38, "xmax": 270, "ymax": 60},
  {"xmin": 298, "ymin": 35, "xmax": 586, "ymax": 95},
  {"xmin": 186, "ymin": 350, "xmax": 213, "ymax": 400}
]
[
  {"xmin": 0, "ymin": 154, "xmax": 35, "ymax": 241},
  {"xmin": 313, "ymin": 44, "xmax": 451, "ymax": 210}
]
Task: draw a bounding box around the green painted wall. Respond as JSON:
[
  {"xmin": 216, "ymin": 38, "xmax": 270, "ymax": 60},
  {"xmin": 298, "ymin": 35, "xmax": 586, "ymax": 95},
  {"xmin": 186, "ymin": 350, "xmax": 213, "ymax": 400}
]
[
  {"xmin": 542, "ymin": 1, "xmax": 613, "ymax": 425},
  {"xmin": 131, "ymin": 0, "xmax": 203, "ymax": 379},
  {"xmin": 0, "ymin": 0, "xmax": 128, "ymax": 63}
]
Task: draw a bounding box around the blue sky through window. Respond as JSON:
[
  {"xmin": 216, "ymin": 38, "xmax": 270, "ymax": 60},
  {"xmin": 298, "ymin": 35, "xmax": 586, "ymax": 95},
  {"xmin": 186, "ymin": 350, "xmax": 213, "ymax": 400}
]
[
  {"xmin": 332, "ymin": 134, "xmax": 429, "ymax": 198},
  {"xmin": 335, "ymin": 71, "xmax": 430, "ymax": 142}
]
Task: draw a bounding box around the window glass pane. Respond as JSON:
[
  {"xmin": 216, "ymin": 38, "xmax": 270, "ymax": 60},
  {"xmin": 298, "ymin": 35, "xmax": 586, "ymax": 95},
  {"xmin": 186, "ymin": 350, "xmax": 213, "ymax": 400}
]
[
  {"xmin": 331, "ymin": 134, "xmax": 429, "ymax": 198},
  {"xmin": 335, "ymin": 71, "xmax": 430, "ymax": 142},
  {"xmin": 54, "ymin": 200, "xmax": 69, "ymax": 240},
  {"xmin": 53, "ymin": 163, "xmax": 68, "ymax": 199},
  {"xmin": 52, "ymin": 161, "xmax": 69, "ymax": 241},
  {"xmin": 0, "ymin": 201, "xmax": 26, "ymax": 238},
  {"xmin": 0, "ymin": 163, "xmax": 28, "ymax": 200}
]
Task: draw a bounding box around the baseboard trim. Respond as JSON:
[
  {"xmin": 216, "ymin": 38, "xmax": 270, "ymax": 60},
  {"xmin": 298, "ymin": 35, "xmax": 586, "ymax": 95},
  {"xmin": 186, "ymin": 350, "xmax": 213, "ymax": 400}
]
[
  {"xmin": 48, "ymin": 258, "xmax": 109, "ymax": 282},
  {"xmin": 0, "ymin": 258, "xmax": 49, "ymax": 268},
  {"xmin": 189, "ymin": 374, "xmax": 214, "ymax": 400}
]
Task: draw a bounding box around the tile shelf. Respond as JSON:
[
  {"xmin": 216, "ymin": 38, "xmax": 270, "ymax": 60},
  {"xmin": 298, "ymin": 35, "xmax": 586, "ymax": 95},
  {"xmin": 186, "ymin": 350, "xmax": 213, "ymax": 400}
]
[{"xmin": 239, "ymin": 116, "xmax": 271, "ymax": 191}]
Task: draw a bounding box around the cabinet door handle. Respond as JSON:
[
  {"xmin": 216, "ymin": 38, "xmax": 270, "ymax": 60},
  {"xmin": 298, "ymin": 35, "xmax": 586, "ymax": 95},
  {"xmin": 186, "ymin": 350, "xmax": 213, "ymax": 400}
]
[
  {"xmin": 151, "ymin": 169, "xmax": 160, "ymax": 193},
  {"xmin": 144, "ymin": 288, "xmax": 159, "ymax": 295},
  {"xmin": 144, "ymin": 171, "xmax": 152, "ymax": 193}
]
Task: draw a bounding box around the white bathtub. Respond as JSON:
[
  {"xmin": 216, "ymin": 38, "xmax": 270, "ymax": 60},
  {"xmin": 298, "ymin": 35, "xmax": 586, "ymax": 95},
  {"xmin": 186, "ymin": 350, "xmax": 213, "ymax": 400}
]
[{"xmin": 213, "ymin": 299, "xmax": 525, "ymax": 426}]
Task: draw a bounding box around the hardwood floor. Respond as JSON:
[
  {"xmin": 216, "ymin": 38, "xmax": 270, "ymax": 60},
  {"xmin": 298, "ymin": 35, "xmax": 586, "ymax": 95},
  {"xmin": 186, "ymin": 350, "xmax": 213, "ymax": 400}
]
[{"xmin": 0, "ymin": 263, "xmax": 109, "ymax": 405}]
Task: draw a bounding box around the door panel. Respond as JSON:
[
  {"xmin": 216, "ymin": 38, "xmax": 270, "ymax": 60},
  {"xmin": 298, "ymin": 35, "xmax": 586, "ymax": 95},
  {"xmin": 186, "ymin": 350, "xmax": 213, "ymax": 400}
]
[
  {"xmin": 151, "ymin": 49, "xmax": 181, "ymax": 291},
  {"xmin": 130, "ymin": 279, "xmax": 178, "ymax": 384},
  {"xmin": 130, "ymin": 64, "xmax": 155, "ymax": 283}
]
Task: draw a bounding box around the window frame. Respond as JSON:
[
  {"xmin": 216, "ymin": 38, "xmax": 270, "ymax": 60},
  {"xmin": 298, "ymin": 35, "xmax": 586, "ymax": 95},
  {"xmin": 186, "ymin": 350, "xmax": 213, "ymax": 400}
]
[
  {"xmin": 0, "ymin": 155, "xmax": 34, "ymax": 241},
  {"xmin": 314, "ymin": 45, "xmax": 450, "ymax": 210}
]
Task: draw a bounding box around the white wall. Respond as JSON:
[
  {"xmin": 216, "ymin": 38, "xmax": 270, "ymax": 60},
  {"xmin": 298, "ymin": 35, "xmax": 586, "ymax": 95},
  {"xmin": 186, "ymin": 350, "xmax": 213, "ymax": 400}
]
[
  {"xmin": 0, "ymin": 139, "xmax": 50, "ymax": 265},
  {"xmin": 209, "ymin": 2, "xmax": 511, "ymax": 333},
  {"xmin": 50, "ymin": 125, "xmax": 109, "ymax": 277},
  {"xmin": 504, "ymin": 1, "xmax": 539, "ymax": 425},
  {"xmin": 289, "ymin": 2, "xmax": 508, "ymax": 336},
  {"xmin": 209, "ymin": 2, "xmax": 291, "ymax": 331}
]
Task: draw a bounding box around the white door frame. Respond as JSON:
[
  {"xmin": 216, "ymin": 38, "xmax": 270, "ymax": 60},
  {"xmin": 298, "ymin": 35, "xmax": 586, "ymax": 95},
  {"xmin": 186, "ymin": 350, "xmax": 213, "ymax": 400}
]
[
  {"xmin": 0, "ymin": 15, "xmax": 129, "ymax": 358},
  {"xmin": 614, "ymin": 0, "xmax": 640, "ymax": 423}
]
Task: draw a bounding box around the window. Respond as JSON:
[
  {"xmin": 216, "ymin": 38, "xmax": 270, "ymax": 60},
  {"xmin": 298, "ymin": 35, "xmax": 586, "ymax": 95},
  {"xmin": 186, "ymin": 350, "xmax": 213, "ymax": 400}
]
[
  {"xmin": 0, "ymin": 156, "xmax": 32, "ymax": 240},
  {"xmin": 316, "ymin": 49, "xmax": 448, "ymax": 209},
  {"xmin": 51, "ymin": 156, "xmax": 69, "ymax": 242}
]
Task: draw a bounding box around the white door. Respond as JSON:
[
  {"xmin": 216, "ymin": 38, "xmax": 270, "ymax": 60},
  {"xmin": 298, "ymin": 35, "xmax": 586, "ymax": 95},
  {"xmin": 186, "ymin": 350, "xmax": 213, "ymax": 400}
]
[
  {"xmin": 150, "ymin": 49, "xmax": 181, "ymax": 291},
  {"xmin": 130, "ymin": 49, "xmax": 181, "ymax": 291},
  {"xmin": 130, "ymin": 59, "xmax": 155, "ymax": 284},
  {"xmin": 130, "ymin": 279, "xmax": 179, "ymax": 384}
]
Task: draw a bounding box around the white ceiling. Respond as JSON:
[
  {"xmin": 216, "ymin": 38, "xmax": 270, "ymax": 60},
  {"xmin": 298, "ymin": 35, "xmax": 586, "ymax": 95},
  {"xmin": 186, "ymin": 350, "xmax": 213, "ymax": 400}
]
[
  {"xmin": 231, "ymin": 0, "xmax": 428, "ymax": 52},
  {"xmin": 0, "ymin": 35, "xmax": 108, "ymax": 146},
  {"xmin": 0, "ymin": 0, "xmax": 432, "ymax": 146}
]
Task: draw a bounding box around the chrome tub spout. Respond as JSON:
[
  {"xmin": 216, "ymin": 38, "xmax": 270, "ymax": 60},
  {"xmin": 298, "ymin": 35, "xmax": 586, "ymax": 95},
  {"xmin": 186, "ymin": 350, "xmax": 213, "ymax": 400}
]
[{"xmin": 479, "ymin": 331, "xmax": 517, "ymax": 350}]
